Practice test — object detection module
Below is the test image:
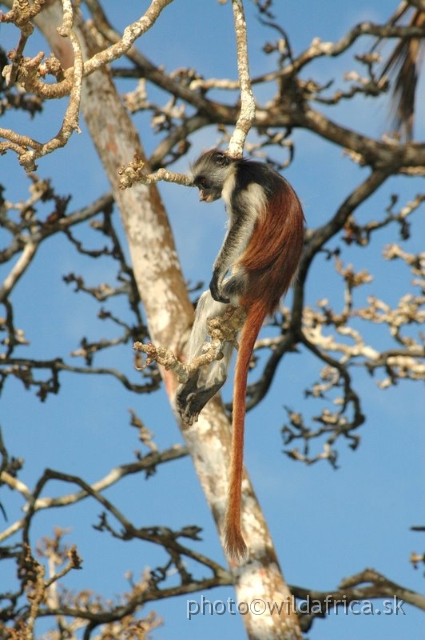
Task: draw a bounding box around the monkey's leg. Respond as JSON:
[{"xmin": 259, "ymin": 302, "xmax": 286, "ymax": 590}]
[{"xmin": 176, "ymin": 290, "xmax": 234, "ymax": 424}]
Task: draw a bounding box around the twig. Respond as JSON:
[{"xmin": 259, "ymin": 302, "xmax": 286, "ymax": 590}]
[
  {"xmin": 118, "ymin": 156, "xmax": 192, "ymax": 190},
  {"xmin": 134, "ymin": 305, "xmax": 246, "ymax": 383},
  {"xmin": 0, "ymin": 241, "xmax": 38, "ymax": 303}
]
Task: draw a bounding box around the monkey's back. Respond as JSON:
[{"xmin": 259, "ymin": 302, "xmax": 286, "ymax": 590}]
[{"xmin": 239, "ymin": 175, "xmax": 305, "ymax": 313}]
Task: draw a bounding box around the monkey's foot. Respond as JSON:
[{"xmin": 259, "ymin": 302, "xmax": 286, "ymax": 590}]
[
  {"xmin": 177, "ymin": 392, "xmax": 201, "ymax": 426},
  {"xmin": 176, "ymin": 382, "xmax": 223, "ymax": 426}
]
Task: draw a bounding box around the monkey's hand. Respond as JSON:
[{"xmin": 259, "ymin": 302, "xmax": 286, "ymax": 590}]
[{"xmin": 210, "ymin": 271, "xmax": 230, "ymax": 304}]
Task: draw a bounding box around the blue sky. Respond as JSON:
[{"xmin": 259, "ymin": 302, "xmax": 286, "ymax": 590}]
[{"xmin": 0, "ymin": 1, "xmax": 424, "ymax": 639}]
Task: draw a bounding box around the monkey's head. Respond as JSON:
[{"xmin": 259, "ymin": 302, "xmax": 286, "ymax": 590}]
[{"xmin": 191, "ymin": 149, "xmax": 233, "ymax": 202}]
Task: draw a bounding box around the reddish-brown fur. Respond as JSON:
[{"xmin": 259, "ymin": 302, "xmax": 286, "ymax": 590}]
[{"xmin": 224, "ymin": 182, "xmax": 305, "ymax": 559}]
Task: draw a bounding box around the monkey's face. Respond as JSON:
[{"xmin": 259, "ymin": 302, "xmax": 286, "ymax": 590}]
[
  {"xmin": 191, "ymin": 149, "xmax": 233, "ymax": 203},
  {"xmin": 193, "ymin": 176, "xmax": 221, "ymax": 202}
]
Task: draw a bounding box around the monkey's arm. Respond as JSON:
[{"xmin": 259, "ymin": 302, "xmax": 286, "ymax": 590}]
[{"xmin": 210, "ymin": 211, "xmax": 255, "ymax": 303}]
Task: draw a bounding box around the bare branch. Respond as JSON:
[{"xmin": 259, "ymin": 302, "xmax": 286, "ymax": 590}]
[
  {"xmin": 228, "ymin": 0, "xmax": 255, "ymax": 155},
  {"xmin": 0, "ymin": 0, "xmax": 174, "ymax": 169}
]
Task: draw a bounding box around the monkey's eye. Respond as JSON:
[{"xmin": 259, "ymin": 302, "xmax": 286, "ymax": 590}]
[{"xmin": 214, "ymin": 153, "xmax": 229, "ymax": 167}]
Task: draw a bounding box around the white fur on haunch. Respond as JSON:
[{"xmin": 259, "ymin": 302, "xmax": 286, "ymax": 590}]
[{"xmin": 186, "ymin": 290, "xmax": 234, "ymax": 390}]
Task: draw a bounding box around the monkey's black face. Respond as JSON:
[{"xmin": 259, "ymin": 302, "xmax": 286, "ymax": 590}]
[{"xmin": 193, "ymin": 175, "xmax": 222, "ymax": 202}]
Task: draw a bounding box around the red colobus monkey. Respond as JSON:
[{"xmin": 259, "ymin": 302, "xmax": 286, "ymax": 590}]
[{"xmin": 176, "ymin": 149, "xmax": 305, "ymax": 559}]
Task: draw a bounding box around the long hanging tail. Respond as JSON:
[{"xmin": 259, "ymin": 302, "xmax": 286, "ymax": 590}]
[{"xmin": 223, "ymin": 301, "xmax": 267, "ymax": 559}]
